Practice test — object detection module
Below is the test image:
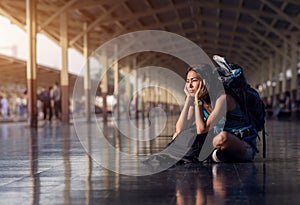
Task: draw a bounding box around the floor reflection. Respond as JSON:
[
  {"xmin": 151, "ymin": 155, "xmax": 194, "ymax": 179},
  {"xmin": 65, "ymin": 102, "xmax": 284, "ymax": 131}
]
[
  {"xmin": 62, "ymin": 125, "xmax": 70, "ymax": 205},
  {"xmin": 172, "ymin": 163, "xmax": 261, "ymax": 205},
  {"xmin": 29, "ymin": 129, "xmax": 40, "ymax": 205},
  {"xmin": 85, "ymin": 125, "xmax": 92, "ymax": 205},
  {"xmin": 96, "ymin": 116, "xmax": 174, "ymax": 156},
  {"xmin": 0, "ymin": 119, "xmax": 299, "ymax": 204},
  {"xmin": 174, "ymin": 165, "xmax": 213, "ymax": 205}
]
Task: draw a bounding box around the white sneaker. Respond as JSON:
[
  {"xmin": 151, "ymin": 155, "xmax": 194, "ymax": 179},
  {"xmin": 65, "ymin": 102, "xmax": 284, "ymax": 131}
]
[
  {"xmin": 211, "ymin": 149, "xmax": 229, "ymax": 163},
  {"xmin": 212, "ymin": 149, "xmax": 222, "ymax": 163}
]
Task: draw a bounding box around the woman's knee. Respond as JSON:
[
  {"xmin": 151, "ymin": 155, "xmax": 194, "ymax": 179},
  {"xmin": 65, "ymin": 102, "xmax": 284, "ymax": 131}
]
[{"xmin": 213, "ymin": 132, "xmax": 228, "ymax": 149}]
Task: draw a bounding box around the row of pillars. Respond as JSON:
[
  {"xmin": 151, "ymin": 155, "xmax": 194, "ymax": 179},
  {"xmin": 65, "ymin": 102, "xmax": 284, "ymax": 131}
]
[
  {"xmin": 249, "ymin": 40, "xmax": 300, "ymax": 106},
  {"xmin": 26, "ymin": 0, "xmax": 88, "ymax": 127},
  {"xmin": 96, "ymin": 59, "xmax": 182, "ymax": 123},
  {"xmin": 26, "ymin": 0, "xmax": 181, "ymax": 127}
]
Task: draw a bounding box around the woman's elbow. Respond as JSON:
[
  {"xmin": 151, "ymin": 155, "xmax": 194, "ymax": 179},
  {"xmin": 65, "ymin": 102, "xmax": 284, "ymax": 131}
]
[
  {"xmin": 175, "ymin": 122, "xmax": 184, "ymax": 134},
  {"xmin": 196, "ymin": 125, "xmax": 208, "ymax": 134}
]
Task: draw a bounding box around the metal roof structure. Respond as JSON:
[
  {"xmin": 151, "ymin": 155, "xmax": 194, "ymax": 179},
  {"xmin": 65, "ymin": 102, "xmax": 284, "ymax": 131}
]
[
  {"xmin": 0, "ymin": 53, "xmax": 77, "ymax": 90},
  {"xmin": 1, "ymin": 0, "xmax": 300, "ymax": 81}
]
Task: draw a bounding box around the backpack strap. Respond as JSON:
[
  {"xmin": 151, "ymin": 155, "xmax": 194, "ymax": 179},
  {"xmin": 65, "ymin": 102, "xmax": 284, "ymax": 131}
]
[
  {"xmin": 241, "ymin": 87, "xmax": 267, "ymax": 158},
  {"xmin": 229, "ymin": 126, "xmax": 259, "ymax": 153},
  {"xmin": 225, "ymin": 85, "xmax": 255, "ymax": 129}
]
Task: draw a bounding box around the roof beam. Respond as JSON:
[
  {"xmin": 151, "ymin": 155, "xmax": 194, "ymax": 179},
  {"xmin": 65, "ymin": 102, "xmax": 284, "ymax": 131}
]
[
  {"xmin": 259, "ymin": 1, "xmax": 284, "ymax": 47},
  {"xmin": 242, "ymin": 37, "xmax": 269, "ymax": 60},
  {"xmin": 200, "ymin": 1, "xmax": 278, "ymax": 19},
  {"xmin": 202, "ymin": 42, "xmax": 261, "ymax": 67},
  {"xmin": 248, "ymin": 27, "xmax": 292, "ymax": 62},
  {"xmin": 89, "ymin": 2, "xmax": 275, "ymax": 30},
  {"xmin": 38, "ymin": 0, "xmax": 77, "ymax": 32},
  {"xmin": 260, "ymin": 0, "xmax": 300, "ymax": 31},
  {"xmin": 70, "ymin": 1, "xmax": 126, "ymax": 46},
  {"xmin": 191, "ymin": 35, "xmax": 264, "ymax": 64},
  {"xmin": 0, "ymin": 59, "xmax": 15, "ymax": 66},
  {"xmin": 0, "ymin": 3, "xmax": 26, "ymax": 30},
  {"xmin": 203, "ymin": 44, "xmax": 259, "ymax": 69},
  {"xmin": 70, "ymin": 0, "xmax": 113, "ymax": 10},
  {"xmin": 180, "ymin": 26, "xmax": 263, "ymax": 61},
  {"xmin": 227, "ymin": 0, "xmax": 243, "ymax": 57},
  {"xmin": 252, "ymin": 15, "xmax": 300, "ymax": 53},
  {"xmin": 273, "ymin": 0, "xmax": 300, "ymax": 6}
]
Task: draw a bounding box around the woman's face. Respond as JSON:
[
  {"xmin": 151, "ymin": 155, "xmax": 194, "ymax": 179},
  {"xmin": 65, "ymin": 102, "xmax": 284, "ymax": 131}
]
[{"xmin": 186, "ymin": 70, "xmax": 202, "ymax": 97}]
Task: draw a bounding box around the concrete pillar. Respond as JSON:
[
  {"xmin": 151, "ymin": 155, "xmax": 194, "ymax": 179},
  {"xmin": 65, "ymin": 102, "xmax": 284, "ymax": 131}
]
[
  {"xmin": 264, "ymin": 61, "xmax": 269, "ymax": 99},
  {"xmin": 275, "ymin": 52, "xmax": 281, "ymax": 99},
  {"xmin": 270, "ymin": 55, "xmax": 276, "ymax": 102},
  {"xmin": 101, "ymin": 55, "xmax": 108, "ymax": 122},
  {"xmin": 291, "ymin": 36, "xmax": 298, "ymax": 120},
  {"xmin": 124, "ymin": 66, "xmax": 131, "ymax": 116},
  {"xmin": 291, "ymin": 35, "xmax": 298, "ymax": 102},
  {"xmin": 131, "ymin": 61, "xmax": 139, "ymax": 119},
  {"xmin": 83, "ymin": 22, "xmax": 91, "ymax": 122},
  {"xmin": 60, "ymin": 12, "xmax": 69, "ymax": 123},
  {"xmin": 26, "ymin": 0, "xmax": 38, "ymax": 128},
  {"xmin": 141, "ymin": 75, "xmax": 148, "ymax": 119},
  {"xmin": 166, "ymin": 88, "xmax": 170, "ymax": 111},
  {"xmin": 297, "ymin": 55, "xmax": 300, "ymax": 102},
  {"xmin": 161, "ymin": 86, "xmax": 165, "ymax": 109},
  {"xmin": 145, "ymin": 77, "xmax": 151, "ymax": 116},
  {"xmin": 261, "ymin": 62, "xmax": 267, "ymax": 99},
  {"xmin": 113, "ymin": 45, "xmax": 120, "ymax": 120},
  {"xmin": 155, "ymin": 85, "xmax": 160, "ymax": 107},
  {"xmin": 268, "ymin": 57, "xmax": 273, "ymax": 99},
  {"xmin": 282, "ymin": 41, "xmax": 288, "ymax": 94}
]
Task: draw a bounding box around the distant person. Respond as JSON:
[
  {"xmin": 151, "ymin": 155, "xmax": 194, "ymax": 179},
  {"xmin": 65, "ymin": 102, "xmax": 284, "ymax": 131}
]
[
  {"xmin": 265, "ymin": 96, "xmax": 273, "ymax": 118},
  {"xmin": 38, "ymin": 87, "xmax": 52, "ymax": 121},
  {"xmin": 0, "ymin": 95, "xmax": 9, "ymax": 119},
  {"xmin": 51, "ymin": 82, "xmax": 61, "ymax": 120},
  {"xmin": 16, "ymin": 96, "xmax": 23, "ymax": 117},
  {"xmin": 22, "ymin": 91, "xmax": 28, "ymax": 117},
  {"xmin": 273, "ymin": 91, "xmax": 292, "ymax": 119},
  {"xmin": 272, "ymin": 97, "xmax": 281, "ymax": 118},
  {"xmin": 283, "ymin": 91, "xmax": 292, "ymax": 112}
]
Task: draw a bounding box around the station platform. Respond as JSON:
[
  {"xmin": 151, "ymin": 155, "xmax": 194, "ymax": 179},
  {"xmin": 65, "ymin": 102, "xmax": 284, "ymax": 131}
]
[{"xmin": 0, "ymin": 117, "xmax": 299, "ymax": 205}]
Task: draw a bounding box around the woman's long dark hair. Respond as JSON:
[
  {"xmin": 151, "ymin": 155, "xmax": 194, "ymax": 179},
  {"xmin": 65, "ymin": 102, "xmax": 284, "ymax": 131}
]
[{"xmin": 185, "ymin": 66, "xmax": 211, "ymax": 105}]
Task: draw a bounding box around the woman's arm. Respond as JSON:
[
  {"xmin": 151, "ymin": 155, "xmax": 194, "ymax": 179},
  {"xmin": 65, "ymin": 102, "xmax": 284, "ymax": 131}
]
[
  {"xmin": 173, "ymin": 96, "xmax": 195, "ymax": 139},
  {"xmin": 195, "ymin": 94, "xmax": 227, "ymax": 134},
  {"xmin": 194, "ymin": 79, "xmax": 212, "ymax": 134},
  {"xmin": 173, "ymin": 84, "xmax": 196, "ymax": 139}
]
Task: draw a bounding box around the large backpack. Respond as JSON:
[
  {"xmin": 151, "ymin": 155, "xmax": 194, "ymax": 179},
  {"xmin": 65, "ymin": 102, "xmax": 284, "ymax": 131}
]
[{"xmin": 213, "ymin": 55, "xmax": 266, "ymax": 158}]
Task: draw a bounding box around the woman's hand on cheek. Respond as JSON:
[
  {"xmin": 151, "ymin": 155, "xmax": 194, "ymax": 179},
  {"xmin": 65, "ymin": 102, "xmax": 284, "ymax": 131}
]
[
  {"xmin": 195, "ymin": 84, "xmax": 201, "ymax": 100},
  {"xmin": 196, "ymin": 80, "xmax": 208, "ymax": 100}
]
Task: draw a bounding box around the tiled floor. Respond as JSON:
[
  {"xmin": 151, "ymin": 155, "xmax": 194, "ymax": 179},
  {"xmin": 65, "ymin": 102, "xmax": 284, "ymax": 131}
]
[{"xmin": 0, "ymin": 117, "xmax": 299, "ymax": 205}]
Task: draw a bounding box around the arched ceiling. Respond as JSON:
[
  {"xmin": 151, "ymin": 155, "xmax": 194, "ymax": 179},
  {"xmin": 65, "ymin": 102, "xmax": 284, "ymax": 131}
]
[{"xmin": 0, "ymin": 0, "xmax": 300, "ymax": 80}]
